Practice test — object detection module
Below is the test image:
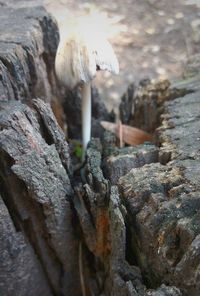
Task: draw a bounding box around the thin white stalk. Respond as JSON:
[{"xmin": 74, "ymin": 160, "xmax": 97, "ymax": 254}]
[{"xmin": 81, "ymin": 82, "xmax": 91, "ymax": 156}]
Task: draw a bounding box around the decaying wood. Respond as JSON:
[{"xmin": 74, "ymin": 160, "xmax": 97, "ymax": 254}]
[
  {"xmin": 0, "ymin": 195, "xmax": 53, "ymax": 296},
  {"xmin": 119, "ymin": 79, "xmax": 192, "ymax": 133},
  {"xmin": 118, "ymin": 80, "xmax": 200, "ymax": 296},
  {"xmin": 0, "ymin": 100, "xmax": 81, "ymax": 296},
  {"xmin": 0, "ymin": 2, "xmax": 200, "ymax": 296}
]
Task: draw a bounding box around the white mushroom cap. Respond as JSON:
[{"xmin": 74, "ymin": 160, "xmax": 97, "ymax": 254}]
[{"xmin": 55, "ymin": 16, "xmax": 119, "ymax": 89}]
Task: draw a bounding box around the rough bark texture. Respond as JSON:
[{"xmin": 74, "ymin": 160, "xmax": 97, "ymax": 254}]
[
  {"xmin": 0, "ymin": 2, "xmax": 200, "ymax": 296},
  {"xmin": 0, "ymin": 3, "xmax": 59, "ymax": 103},
  {"xmin": 0, "ymin": 2, "xmax": 80, "ymax": 295},
  {"xmin": 0, "ymin": 99, "xmax": 81, "ymax": 296},
  {"xmin": 117, "ymin": 80, "xmax": 200, "ymax": 296},
  {"xmin": 0, "ymin": 195, "xmax": 52, "ymax": 296}
]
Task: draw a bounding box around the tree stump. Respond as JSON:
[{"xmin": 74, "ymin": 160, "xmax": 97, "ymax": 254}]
[{"xmin": 0, "ymin": 2, "xmax": 200, "ymax": 296}]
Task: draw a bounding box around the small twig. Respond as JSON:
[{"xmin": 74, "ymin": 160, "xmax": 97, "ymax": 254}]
[
  {"xmin": 118, "ymin": 120, "xmax": 123, "ymax": 148},
  {"xmin": 79, "ymin": 242, "xmax": 86, "ymax": 296}
]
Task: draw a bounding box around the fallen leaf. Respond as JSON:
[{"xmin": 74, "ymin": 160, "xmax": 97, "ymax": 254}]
[{"xmin": 101, "ymin": 121, "xmax": 153, "ymax": 146}]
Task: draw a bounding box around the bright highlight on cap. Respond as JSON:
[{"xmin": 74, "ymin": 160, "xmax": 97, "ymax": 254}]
[{"xmin": 55, "ymin": 15, "xmax": 119, "ymax": 88}]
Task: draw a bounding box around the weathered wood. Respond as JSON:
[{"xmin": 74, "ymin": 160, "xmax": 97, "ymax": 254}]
[
  {"xmin": 72, "ymin": 137, "xmax": 181, "ymax": 296},
  {"xmin": 0, "ymin": 100, "xmax": 81, "ymax": 295},
  {"xmin": 0, "ymin": 1, "xmax": 200, "ymax": 296},
  {"xmin": 117, "ymin": 81, "xmax": 200, "ymax": 296},
  {"xmin": 0, "ymin": 4, "xmax": 59, "ymax": 102},
  {"xmin": 119, "ymin": 79, "xmax": 191, "ymax": 133},
  {"xmin": 0, "ymin": 195, "xmax": 52, "ymax": 296},
  {"xmin": 0, "ymin": 3, "xmax": 74, "ymax": 295},
  {"xmin": 33, "ymin": 98, "xmax": 71, "ymax": 174},
  {"xmin": 73, "ymin": 78, "xmax": 200, "ymax": 295}
]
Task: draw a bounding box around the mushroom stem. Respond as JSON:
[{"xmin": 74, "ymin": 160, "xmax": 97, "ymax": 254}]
[{"xmin": 81, "ymin": 82, "xmax": 91, "ymax": 155}]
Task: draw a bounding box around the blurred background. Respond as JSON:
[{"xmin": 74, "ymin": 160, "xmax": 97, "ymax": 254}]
[{"xmin": 45, "ymin": 0, "xmax": 200, "ymax": 112}]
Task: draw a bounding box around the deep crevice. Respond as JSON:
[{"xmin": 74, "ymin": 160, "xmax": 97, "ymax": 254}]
[{"xmin": 0, "ymin": 150, "xmax": 21, "ymax": 232}]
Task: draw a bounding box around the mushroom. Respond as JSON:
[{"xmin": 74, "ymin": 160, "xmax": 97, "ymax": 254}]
[{"xmin": 55, "ymin": 15, "xmax": 119, "ymax": 156}]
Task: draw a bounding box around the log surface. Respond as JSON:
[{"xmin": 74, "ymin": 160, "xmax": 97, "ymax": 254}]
[
  {"xmin": 0, "ymin": 2, "xmax": 200, "ymax": 296},
  {"xmin": 0, "ymin": 2, "xmax": 80, "ymax": 295}
]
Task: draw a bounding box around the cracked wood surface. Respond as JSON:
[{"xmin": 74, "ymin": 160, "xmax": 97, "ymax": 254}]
[{"xmin": 0, "ymin": 1, "xmax": 200, "ymax": 296}]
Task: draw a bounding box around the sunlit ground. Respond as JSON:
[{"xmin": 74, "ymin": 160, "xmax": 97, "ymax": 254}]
[{"xmin": 45, "ymin": 0, "xmax": 200, "ymax": 113}]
